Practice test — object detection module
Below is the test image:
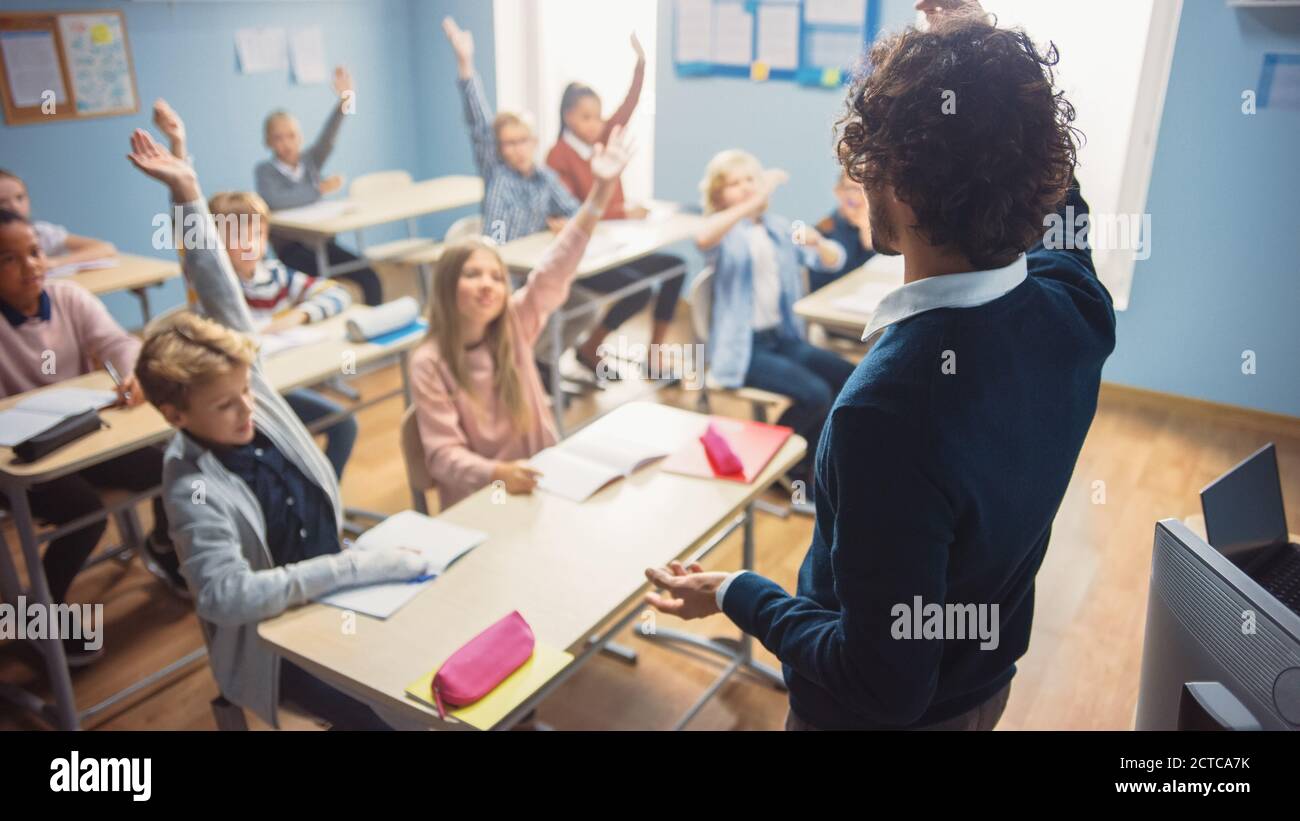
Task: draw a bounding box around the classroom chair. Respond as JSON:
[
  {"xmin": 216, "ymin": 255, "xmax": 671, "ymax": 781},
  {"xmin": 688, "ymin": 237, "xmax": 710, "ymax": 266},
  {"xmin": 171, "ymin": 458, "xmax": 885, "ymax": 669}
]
[
  {"xmin": 399, "ymin": 405, "xmax": 437, "ymax": 515},
  {"xmin": 686, "ymin": 266, "xmax": 803, "ymax": 517},
  {"xmin": 442, "ymin": 215, "xmax": 483, "ymax": 244},
  {"xmin": 686, "ymin": 266, "xmax": 792, "ymax": 423}
]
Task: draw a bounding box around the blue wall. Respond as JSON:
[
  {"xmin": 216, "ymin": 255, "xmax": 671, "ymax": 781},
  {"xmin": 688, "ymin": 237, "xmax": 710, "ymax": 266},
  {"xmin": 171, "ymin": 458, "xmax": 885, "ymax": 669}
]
[
  {"xmin": 653, "ymin": 0, "xmax": 1298, "ymax": 417},
  {"xmin": 1103, "ymin": 2, "xmax": 1300, "ymax": 417},
  {"xmin": 5, "ymin": 0, "xmax": 1297, "ymax": 415},
  {"xmin": 0, "ymin": 0, "xmax": 491, "ymax": 328}
]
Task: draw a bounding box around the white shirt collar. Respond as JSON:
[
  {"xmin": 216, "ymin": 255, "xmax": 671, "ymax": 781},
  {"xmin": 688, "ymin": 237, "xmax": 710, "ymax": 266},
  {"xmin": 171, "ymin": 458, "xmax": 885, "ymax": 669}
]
[
  {"xmin": 272, "ymin": 157, "xmax": 305, "ymax": 183},
  {"xmin": 860, "ymin": 254, "xmax": 1028, "ymax": 344},
  {"xmin": 561, "ymin": 129, "xmax": 594, "ymax": 161}
]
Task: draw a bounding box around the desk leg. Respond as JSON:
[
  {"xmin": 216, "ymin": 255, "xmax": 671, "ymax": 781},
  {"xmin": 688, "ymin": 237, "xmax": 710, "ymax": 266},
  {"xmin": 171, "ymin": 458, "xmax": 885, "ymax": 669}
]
[
  {"xmin": 3, "ymin": 484, "xmax": 79, "ymax": 730},
  {"xmin": 131, "ymin": 287, "xmax": 153, "ymax": 325},
  {"xmin": 315, "ymin": 239, "xmax": 331, "ymax": 280},
  {"xmin": 633, "ymin": 502, "xmax": 786, "ymax": 730}
]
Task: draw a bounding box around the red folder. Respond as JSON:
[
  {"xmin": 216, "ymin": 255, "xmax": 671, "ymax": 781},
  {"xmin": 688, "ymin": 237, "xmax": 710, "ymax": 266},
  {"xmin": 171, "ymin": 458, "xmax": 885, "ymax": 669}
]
[{"xmin": 661, "ymin": 416, "xmax": 793, "ymax": 484}]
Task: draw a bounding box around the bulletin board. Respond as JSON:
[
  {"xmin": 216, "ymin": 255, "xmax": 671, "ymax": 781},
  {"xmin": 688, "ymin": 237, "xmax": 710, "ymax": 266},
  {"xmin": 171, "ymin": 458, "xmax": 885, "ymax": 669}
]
[
  {"xmin": 673, "ymin": 0, "xmax": 880, "ymax": 87},
  {"xmin": 0, "ymin": 9, "xmax": 139, "ymax": 126}
]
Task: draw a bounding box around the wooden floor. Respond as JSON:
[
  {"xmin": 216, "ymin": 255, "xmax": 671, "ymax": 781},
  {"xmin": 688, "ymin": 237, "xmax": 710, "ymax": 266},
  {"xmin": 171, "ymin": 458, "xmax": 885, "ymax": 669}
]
[{"xmin": 2, "ymin": 322, "xmax": 1298, "ymax": 730}]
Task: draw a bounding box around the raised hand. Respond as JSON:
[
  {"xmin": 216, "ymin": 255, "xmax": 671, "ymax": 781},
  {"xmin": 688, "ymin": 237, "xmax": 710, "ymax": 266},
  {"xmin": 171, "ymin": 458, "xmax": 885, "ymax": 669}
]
[
  {"xmin": 152, "ymin": 99, "xmax": 186, "ymax": 153},
  {"xmin": 126, "ymin": 128, "xmax": 199, "ymax": 203},
  {"xmin": 333, "ymin": 66, "xmax": 354, "ymax": 98},
  {"xmin": 442, "ymin": 17, "xmax": 474, "ymax": 72},
  {"xmin": 590, "ymin": 124, "xmax": 636, "ymax": 184},
  {"xmin": 630, "ymin": 32, "xmax": 645, "ymax": 63}
]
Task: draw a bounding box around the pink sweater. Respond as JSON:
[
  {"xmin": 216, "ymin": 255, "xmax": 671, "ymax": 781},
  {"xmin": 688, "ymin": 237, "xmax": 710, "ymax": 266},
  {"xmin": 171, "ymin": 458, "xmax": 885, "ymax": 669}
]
[
  {"xmin": 408, "ymin": 221, "xmax": 592, "ymax": 508},
  {"xmin": 0, "ymin": 280, "xmax": 141, "ymax": 398}
]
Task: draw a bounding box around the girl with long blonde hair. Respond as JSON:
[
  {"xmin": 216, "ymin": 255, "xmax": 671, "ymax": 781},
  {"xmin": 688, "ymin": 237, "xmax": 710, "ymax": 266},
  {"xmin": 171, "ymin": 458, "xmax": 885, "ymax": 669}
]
[{"xmin": 407, "ymin": 126, "xmax": 635, "ymax": 508}]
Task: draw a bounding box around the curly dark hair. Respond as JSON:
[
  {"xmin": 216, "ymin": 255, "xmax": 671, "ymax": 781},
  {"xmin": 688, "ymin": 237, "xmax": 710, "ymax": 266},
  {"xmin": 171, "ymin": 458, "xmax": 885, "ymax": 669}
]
[{"xmin": 836, "ymin": 17, "xmax": 1081, "ymax": 269}]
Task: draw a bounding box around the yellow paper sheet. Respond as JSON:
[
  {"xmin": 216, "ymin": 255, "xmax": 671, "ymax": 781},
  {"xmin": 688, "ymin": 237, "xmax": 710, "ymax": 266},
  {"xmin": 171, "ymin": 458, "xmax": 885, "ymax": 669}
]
[{"xmin": 405, "ymin": 643, "xmax": 573, "ymax": 730}]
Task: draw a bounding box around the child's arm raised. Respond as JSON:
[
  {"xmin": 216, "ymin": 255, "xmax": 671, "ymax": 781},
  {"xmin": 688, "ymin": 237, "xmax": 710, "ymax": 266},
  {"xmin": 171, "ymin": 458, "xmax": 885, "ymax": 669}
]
[
  {"xmin": 443, "ymin": 17, "xmax": 497, "ymax": 177},
  {"xmin": 305, "ymin": 66, "xmax": 351, "ymax": 170},
  {"xmin": 153, "ymin": 98, "xmax": 187, "ymax": 161},
  {"xmin": 695, "ymin": 168, "xmax": 788, "ymax": 252},
  {"xmin": 602, "ymin": 33, "xmax": 646, "ymax": 143},
  {"xmin": 126, "ymin": 129, "xmax": 258, "ymax": 337},
  {"xmin": 514, "ymin": 127, "xmax": 635, "ymax": 345}
]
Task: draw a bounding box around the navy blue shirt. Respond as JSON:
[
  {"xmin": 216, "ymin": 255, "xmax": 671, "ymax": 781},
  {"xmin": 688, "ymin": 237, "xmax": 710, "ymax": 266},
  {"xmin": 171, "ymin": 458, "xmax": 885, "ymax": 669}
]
[
  {"xmin": 723, "ymin": 182, "xmax": 1116, "ymax": 729},
  {"xmin": 812, "ymin": 210, "xmax": 876, "ymax": 292},
  {"xmin": 208, "ymin": 430, "xmax": 339, "ymax": 567}
]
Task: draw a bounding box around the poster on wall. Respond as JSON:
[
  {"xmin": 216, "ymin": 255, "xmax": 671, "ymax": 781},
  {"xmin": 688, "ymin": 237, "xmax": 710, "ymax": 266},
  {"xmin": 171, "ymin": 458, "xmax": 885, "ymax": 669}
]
[{"xmin": 57, "ymin": 12, "xmax": 137, "ymax": 116}]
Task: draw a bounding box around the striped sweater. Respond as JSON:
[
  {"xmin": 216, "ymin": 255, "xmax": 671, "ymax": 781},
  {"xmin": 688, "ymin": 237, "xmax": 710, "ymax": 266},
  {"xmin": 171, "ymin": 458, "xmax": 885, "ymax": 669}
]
[{"xmin": 238, "ymin": 258, "xmax": 351, "ymax": 329}]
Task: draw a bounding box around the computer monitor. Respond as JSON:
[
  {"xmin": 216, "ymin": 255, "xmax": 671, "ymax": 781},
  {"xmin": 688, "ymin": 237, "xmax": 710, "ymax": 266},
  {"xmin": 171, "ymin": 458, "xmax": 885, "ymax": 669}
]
[
  {"xmin": 1135, "ymin": 519, "xmax": 1300, "ymax": 730},
  {"xmin": 1201, "ymin": 443, "xmax": 1289, "ymax": 564}
]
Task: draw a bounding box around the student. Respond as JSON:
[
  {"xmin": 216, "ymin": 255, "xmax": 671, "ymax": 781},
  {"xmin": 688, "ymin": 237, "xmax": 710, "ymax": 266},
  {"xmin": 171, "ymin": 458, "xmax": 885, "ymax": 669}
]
[
  {"xmin": 443, "ymin": 17, "xmax": 652, "ymax": 382},
  {"xmin": 207, "ymin": 191, "xmax": 357, "ymax": 479},
  {"xmin": 408, "ymin": 123, "xmax": 633, "ymax": 509},
  {"xmin": 0, "ymin": 210, "xmax": 183, "ymax": 661},
  {"xmin": 811, "ymin": 170, "xmax": 877, "ymax": 292},
  {"xmin": 695, "ymin": 149, "xmax": 854, "ymax": 485},
  {"xmin": 546, "ymin": 33, "xmax": 687, "ymax": 378},
  {"xmin": 0, "ymin": 170, "xmax": 116, "ymax": 274},
  {"xmin": 644, "ymin": 6, "xmax": 1116, "ymax": 731},
  {"xmin": 126, "ymin": 128, "xmax": 434, "ymax": 730},
  {"xmin": 252, "ymin": 66, "xmax": 383, "ymax": 307}
]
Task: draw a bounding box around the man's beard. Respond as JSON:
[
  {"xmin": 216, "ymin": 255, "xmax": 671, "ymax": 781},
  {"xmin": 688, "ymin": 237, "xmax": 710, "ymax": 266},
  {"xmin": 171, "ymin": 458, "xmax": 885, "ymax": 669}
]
[{"xmin": 868, "ymin": 196, "xmax": 901, "ymax": 256}]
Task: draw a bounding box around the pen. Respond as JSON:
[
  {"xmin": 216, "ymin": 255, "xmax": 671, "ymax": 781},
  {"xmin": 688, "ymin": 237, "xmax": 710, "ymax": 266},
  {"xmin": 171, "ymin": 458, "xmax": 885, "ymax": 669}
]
[{"xmin": 104, "ymin": 360, "xmax": 130, "ymax": 405}]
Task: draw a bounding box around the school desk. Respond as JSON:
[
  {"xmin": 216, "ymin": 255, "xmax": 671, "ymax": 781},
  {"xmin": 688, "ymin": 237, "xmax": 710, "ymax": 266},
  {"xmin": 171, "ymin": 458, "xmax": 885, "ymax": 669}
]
[
  {"xmin": 792, "ymin": 257, "xmax": 903, "ymax": 339},
  {"xmin": 66, "ymin": 253, "xmax": 181, "ymax": 326},
  {"xmin": 267, "ymin": 175, "xmax": 484, "ymax": 301},
  {"xmin": 492, "ymin": 208, "xmax": 706, "ymax": 437},
  {"xmin": 258, "ymin": 401, "xmax": 806, "ymax": 731},
  {"xmin": 0, "ymin": 305, "xmax": 425, "ymax": 730}
]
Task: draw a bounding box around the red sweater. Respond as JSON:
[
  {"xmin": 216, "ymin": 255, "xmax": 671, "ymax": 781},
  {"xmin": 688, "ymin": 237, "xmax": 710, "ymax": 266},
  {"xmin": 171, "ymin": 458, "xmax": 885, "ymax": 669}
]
[{"xmin": 545, "ymin": 59, "xmax": 644, "ymax": 220}]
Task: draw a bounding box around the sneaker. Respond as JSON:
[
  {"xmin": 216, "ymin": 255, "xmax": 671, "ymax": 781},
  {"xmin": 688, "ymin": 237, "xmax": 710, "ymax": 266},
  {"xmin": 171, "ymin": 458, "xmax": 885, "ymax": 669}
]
[{"xmin": 140, "ymin": 533, "xmax": 190, "ymax": 600}]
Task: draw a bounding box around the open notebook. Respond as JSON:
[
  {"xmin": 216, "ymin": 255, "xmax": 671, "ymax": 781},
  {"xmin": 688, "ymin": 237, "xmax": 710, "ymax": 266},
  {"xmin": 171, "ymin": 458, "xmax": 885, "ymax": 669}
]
[
  {"xmin": 316, "ymin": 510, "xmax": 487, "ymax": 619},
  {"xmin": 529, "ymin": 436, "xmax": 668, "ymax": 502},
  {"xmin": 0, "ymin": 387, "xmax": 116, "ymax": 447}
]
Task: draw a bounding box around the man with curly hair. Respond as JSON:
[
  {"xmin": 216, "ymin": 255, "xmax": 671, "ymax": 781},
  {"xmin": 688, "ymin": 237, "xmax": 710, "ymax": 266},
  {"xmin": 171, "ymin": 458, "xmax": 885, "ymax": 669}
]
[{"xmin": 643, "ymin": 1, "xmax": 1116, "ymax": 730}]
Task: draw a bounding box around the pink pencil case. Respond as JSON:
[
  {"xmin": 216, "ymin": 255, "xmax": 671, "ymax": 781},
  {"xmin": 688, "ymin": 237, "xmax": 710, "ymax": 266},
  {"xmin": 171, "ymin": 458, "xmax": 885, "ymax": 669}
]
[
  {"xmin": 432, "ymin": 610, "xmax": 535, "ymax": 719},
  {"xmin": 700, "ymin": 423, "xmax": 744, "ymax": 477}
]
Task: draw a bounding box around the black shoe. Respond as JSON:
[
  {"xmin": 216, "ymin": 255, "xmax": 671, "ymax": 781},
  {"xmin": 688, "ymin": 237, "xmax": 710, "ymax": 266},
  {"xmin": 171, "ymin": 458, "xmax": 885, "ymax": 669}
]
[
  {"xmin": 141, "ymin": 533, "xmax": 190, "ymax": 599},
  {"xmin": 63, "ymin": 638, "xmax": 104, "ymax": 668},
  {"xmin": 574, "ymin": 350, "xmax": 623, "ymax": 382}
]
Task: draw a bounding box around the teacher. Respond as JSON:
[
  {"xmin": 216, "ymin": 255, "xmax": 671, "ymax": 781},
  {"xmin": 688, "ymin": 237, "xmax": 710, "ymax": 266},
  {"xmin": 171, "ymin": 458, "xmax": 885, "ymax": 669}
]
[{"xmin": 643, "ymin": 1, "xmax": 1116, "ymax": 730}]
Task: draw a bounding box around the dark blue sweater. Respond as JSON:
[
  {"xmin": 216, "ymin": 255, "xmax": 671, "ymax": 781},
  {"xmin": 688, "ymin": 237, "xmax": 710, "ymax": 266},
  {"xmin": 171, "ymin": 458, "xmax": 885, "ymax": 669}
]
[{"xmin": 722, "ymin": 183, "xmax": 1115, "ymax": 729}]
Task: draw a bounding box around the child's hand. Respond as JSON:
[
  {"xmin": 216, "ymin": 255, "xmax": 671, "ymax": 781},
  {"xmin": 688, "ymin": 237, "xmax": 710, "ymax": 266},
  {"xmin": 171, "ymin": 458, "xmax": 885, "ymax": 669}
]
[
  {"xmin": 917, "ymin": 0, "xmax": 988, "ymax": 26},
  {"xmin": 442, "ymin": 17, "xmax": 474, "ymax": 68},
  {"xmin": 115, "ymin": 374, "xmax": 145, "ymax": 408},
  {"xmin": 795, "ymin": 226, "xmax": 825, "ymax": 247},
  {"xmin": 591, "ymin": 124, "xmax": 636, "ymax": 183},
  {"xmin": 631, "ymin": 32, "xmax": 645, "ymax": 63},
  {"xmin": 546, "ymin": 216, "xmax": 568, "ymax": 234},
  {"xmin": 333, "ymin": 66, "xmax": 354, "ymax": 98},
  {"xmin": 318, "ymin": 174, "xmax": 346, "ymax": 195},
  {"xmin": 762, "ymin": 168, "xmax": 790, "ymax": 195},
  {"xmin": 493, "ymin": 461, "xmax": 541, "ymax": 495},
  {"xmin": 152, "ymin": 99, "xmax": 186, "ymax": 146},
  {"xmin": 127, "ymin": 129, "xmax": 200, "ymax": 202},
  {"xmin": 262, "ymin": 310, "xmax": 310, "ymax": 334}
]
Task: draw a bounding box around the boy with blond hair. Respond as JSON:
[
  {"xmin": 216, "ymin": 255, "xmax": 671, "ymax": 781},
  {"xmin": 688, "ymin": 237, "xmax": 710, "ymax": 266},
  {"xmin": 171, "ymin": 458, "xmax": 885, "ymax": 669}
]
[{"xmin": 128, "ymin": 128, "xmax": 434, "ymax": 730}]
